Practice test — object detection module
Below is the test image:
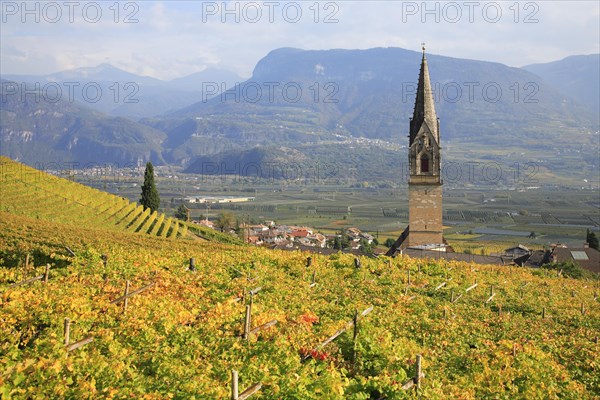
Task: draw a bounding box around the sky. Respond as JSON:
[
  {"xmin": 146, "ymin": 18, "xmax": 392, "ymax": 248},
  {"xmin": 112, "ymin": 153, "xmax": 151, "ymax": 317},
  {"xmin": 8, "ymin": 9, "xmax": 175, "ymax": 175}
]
[{"xmin": 1, "ymin": 1, "xmax": 599, "ymax": 80}]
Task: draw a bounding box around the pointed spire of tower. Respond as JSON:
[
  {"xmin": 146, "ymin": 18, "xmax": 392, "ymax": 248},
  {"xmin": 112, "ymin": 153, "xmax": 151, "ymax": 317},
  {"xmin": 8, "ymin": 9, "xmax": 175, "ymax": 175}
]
[
  {"xmin": 387, "ymin": 44, "xmax": 444, "ymax": 255},
  {"xmin": 410, "ymin": 45, "xmax": 438, "ymax": 145}
]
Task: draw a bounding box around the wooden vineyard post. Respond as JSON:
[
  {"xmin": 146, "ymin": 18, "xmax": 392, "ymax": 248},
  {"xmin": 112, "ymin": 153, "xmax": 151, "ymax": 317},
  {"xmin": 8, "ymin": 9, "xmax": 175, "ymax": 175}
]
[
  {"xmin": 101, "ymin": 254, "xmax": 108, "ymax": 269},
  {"xmin": 244, "ymin": 304, "xmax": 252, "ymax": 340},
  {"xmin": 310, "ymin": 271, "xmax": 317, "ymax": 288},
  {"xmin": 62, "ymin": 317, "xmax": 93, "ymax": 352},
  {"xmin": 64, "ymin": 318, "xmax": 71, "ymax": 346},
  {"xmin": 243, "ymin": 304, "xmax": 252, "ymax": 340},
  {"xmin": 388, "ymin": 259, "xmax": 392, "ymax": 268},
  {"xmin": 581, "ymin": 303, "xmax": 585, "ymax": 315},
  {"xmin": 240, "ymin": 289, "xmax": 275, "ymax": 339},
  {"xmin": 465, "ymin": 282, "xmax": 478, "ymax": 293},
  {"xmin": 353, "ymin": 309, "xmax": 359, "ymax": 341},
  {"xmin": 123, "ymin": 280, "xmax": 130, "ymax": 313},
  {"xmin": 109, "ymin": 282, "xmax": 155, "ymax": 307},
  {"xmin": 189, "ymin": 257, "xmax": 196, "ymax": 271},
  {"xmin": 21, "ymin": 253, "xmax": 29, "ymax": 282},
  {"xmin": 44, "ymin": 264, "xmax": 50, "ymax": 283},
  {"xmin": 542, "ymin": 307, "xmax": 546, "ymax": 319},
  {"xmin": 231, "ymin": 370, "xmax": 262, "ymax": 400},
  {"xmin": 416, "ymin": 354, "xmax": 422, "ymax": 390},
  {"xmin": 354, "ymin": 258, "xmax": 361, "ymax": 269},
  {"xmin": 352, "ymin": 309, "xmax": 359, "ymax": 363},
  {"xmin": 302, "ymin": 306, "xmax": 373, "ymax": 362},
  {"xmin": 231, "ymin": 370, "xmax": 239, "ymax": 400},
  {"xmin": 402, "ymin": 355, "xmax": 424, "ymax": 391},
  {"xmin": 485, "ymin": 285, "xmax": 496, "ymax": 304},
  {"xmin": 513, "ymin": 343, "xmax": 517, "ymax": 357},
  {"xmin": 407, "ymin": 270, "xmax": 411, "ymax": 285},
  {"xmin": 306, "ymin": 257, "xmax": 312, "ymax": 268}
]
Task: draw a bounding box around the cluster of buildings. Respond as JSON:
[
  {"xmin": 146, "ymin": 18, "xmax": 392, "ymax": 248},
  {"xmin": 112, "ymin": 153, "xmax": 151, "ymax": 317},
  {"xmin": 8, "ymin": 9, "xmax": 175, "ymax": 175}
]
[
  {"xmin": 399, "ymin": 242, "xmax": 599, "ymax": 274},
  {"xmin": 195, "ymin": 218, "xmax": 376, "ymax": 251},
  {"xmin": 506, "ymin": 243, "xmax": 600, "ymax": 274},
  {"xmin": 243, "ymin": 224, "xmax": 375, "ymax": 250},
  {"xmin": 243, "ymin": 224, "xmax": 326, "ymax": 248}
]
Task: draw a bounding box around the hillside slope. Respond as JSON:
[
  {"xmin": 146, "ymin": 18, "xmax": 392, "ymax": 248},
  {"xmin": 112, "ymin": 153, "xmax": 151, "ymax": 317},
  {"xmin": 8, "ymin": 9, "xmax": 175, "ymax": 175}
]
[
  {"xmin": 0, "ymin": 82, "xmax": 166, "ymax": 166},
  {"xmin": 0, "ymin": 157, "xmax": 205, "ymax": 241},
  {"xmin": 523, "ymin": 54, "xmax": 600, "ymax": 115},
  {"xmin": 0, "ymin": 209, "xmax": 598, "ymax": 398}
]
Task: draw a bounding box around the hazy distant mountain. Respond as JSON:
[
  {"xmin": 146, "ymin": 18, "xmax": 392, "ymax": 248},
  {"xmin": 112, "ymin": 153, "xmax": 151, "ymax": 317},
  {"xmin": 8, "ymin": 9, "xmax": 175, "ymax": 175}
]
[
  {"xmin": 523, "ymin": 54, "xmax": 600, "ymax": 116},
  {"xmin": 0, "ymin": 80, "xmax": 166, "ymax": 165},
  {"xmin": 174, "ymin": 48, "xmax": 597, "ymax": 140},
  {"xmin": 160, "ymin": 48, "xmax": 597, "ymax": 180},
  {"xmin": 3, "ymin": 63, "xmax": 163, "ymax": 89},
  {"xmin": 169, "ymin": 68, "xmax": 244, "ymax": 92},
  {"xmin": 47, "ymin": 63, "xmax": 165, "ymax": 86},
  {"xmin": 3, "ymin": 64, "xmax": 243, "ymax": 119}
]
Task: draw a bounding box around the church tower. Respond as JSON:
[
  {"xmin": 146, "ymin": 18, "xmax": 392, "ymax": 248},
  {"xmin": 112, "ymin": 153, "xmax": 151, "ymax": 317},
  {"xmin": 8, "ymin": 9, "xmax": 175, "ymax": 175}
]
[{"xmin": 407, "ymin": 47, "xmax": 443, "ymax": 247}]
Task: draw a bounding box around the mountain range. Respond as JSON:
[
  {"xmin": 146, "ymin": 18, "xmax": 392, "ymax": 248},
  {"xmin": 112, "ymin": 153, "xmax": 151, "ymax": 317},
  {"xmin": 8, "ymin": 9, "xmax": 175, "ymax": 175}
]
[
  {"xmin": 1, "ymin": 48, "xmax": 598, "ymax": 183},
  {"xmin": 523, "ymin": 54, "xmax": 600, "ymax": 115},
  {"xmin": 3, "ymin": 64, "xmax": 243, "ymax": 119}
]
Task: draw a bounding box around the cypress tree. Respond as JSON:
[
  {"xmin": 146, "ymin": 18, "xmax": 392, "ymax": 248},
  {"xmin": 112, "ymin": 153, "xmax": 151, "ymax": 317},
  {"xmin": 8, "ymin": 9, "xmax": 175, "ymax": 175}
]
[
  {"xmin": 586, "ymin": 229, "xmax": 599, "ymax": 250},
  {"xmin": 140, "ymin": 162, "xmax": 160, "ymax": 212}
]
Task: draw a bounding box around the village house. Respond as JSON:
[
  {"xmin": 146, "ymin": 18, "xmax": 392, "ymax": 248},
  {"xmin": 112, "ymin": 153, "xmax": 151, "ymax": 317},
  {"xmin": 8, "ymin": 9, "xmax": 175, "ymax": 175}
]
[
  {"xmin": 196, "ymin": 219, "xmax": 215, "ymax": 229},
  {"xmin": 512, "ymin": 243, "xmax": 599, "ymax": 274},
  {"xmin": 549, "ymin": 244, "xmax": 600, "ymax": 274},
  {"xmin": 503, "ymin": 245, "xmax": 531, "ymax": 259},
  {"xmin": 258, "ymin": 229, "xmax": 286, "ymax": 245}
]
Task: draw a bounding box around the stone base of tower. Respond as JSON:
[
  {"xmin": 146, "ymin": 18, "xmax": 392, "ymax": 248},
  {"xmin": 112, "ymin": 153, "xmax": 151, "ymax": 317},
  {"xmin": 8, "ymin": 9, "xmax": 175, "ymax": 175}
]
[{"xmin": 408, "ymin": 183, "xmax": 443, "ymax": 247}]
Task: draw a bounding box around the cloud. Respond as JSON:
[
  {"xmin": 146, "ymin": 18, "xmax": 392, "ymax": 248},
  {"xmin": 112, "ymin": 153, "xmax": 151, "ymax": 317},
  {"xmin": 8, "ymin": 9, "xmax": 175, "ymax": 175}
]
[{"xmin": 1, "ymin": 1, "xmax": 598, "ymax": 79}]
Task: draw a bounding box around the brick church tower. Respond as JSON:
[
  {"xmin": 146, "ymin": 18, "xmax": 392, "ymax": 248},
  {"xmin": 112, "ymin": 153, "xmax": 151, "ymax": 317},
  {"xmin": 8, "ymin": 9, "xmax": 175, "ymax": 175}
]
[
  {"xmin": 407, "ymin": 47, "xmax": 443, "ymax": 246},
  {"xmin": 386, "ymin": 47, "xmax": 444, "ymax": 256}
]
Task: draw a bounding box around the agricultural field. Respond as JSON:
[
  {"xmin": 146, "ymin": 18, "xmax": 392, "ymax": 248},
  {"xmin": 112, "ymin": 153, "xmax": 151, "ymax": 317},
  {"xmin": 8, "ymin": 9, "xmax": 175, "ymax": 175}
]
[
  {"xmin": 1, "ymin": 163, "xmax": 599, "ymax": 398},
  {"xmin": 87, "ymin": 171, "xmax": 598, "ymax": 251}
]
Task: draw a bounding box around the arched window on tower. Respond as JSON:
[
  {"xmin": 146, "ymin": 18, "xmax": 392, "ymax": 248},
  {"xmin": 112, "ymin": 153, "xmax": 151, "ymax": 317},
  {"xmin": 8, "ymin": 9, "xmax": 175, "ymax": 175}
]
[{"xmin": 420, "ymin": 155, "xmax": 430, "ymax": 173}]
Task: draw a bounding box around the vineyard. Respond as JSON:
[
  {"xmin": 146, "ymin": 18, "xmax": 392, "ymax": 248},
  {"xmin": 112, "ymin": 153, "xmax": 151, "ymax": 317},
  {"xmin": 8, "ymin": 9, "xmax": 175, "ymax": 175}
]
[
  {"xmin": 1, "ymin": 211, "xmax": 599, "ymax": 398},
  {"xmin": 0, "ymin": 157, "xmax": 190, "ymax": 240},
  {"xmin": 1, "ymin": 158, "xmax": 599, "ymax": 399}
]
